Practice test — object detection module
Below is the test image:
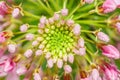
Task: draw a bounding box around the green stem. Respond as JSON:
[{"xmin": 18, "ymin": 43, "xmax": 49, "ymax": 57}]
[
  {"xmin": 86, "ymin": 48, "xmax": 95, "ymax": 57},
  {"xmin": 84, "ymin": 55, "xmax": 92, "ymax": 64},
  {"xmin": 67, "ymin": 3, "xmax": 81, "ymax": 19},
  {"xmin": 81, "ymin": 30, "xmax": 94, "ymax": 33},
  {"xmin": 23, "ymin": 11, "xmax": 40, "ymax": 19},
  {"xmin": 63, "ymin": 0, "xmax": 67, "ymax": 8}
]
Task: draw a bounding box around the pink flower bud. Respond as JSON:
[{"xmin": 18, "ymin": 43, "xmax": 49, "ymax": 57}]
[
  {"xmin": 0, "ymin": 1, "xmax": 9, "ymax": 16},
  {"xmin": 24, "ymin": 49, "xmax": 33, "ymax": 58},
  {"xmin": 61, "ymin": 8, "xmax": 68, "ymax": 16},
  {"xmin": 47, "ymin": 58, "xmax": 54, "ymax": 68},
  {"xmin": 40, "ymin": 16, "xmax": 46, "ymax": 24},
  {"xmin": 73, "ymin": 48, "xmax": 86, "ymax": 55},
  {"xmin": 68, "ymin": 54, "xmax": 74, "ymax": 63},
  {"xmin": 48, "ymin": 18, "xmax": 54, "ymax": 24},
  {"xmin": 12, "ymin": 8, "xmax": 20, "ymax": 18},
  {"xmin": 102, "ymin": 0, "xmax": 117, "ymax": 13},
  {"xmin": 85, "ymin": 0, "xmax": 94, "ymax": 4},
  {"xmin": 90, "ymin": 69, "xmax": 101, "ymax": 80},
  {"xmin": 57, "ymin": 59, "xmax": 63, "ymax": 68},
  {"xmin": 64, "ymin": 65, "xmax": 72, "ymax": 73},
  {"xmin": 115, "ymin": 22, "xmax": 120, "ymax": 33},
  {"xmin": 38, "ymin": 23, "xmax": 45, "ymax": 28},
  {"xmin": 7, "ymin": 44, "xmax": 16, "ymax": 53},
  {"xmin": 33, "ymin": 73, "xmax": 41, "ymax": 80},
  {"xmin": 53, "ymin": 13, "xmax": 60, "ymax": 21},
  {"xmin": 16, "ymin": 66, "xmax": 27, "ymax": 75},
  {"xmin": 101, "ymin": 45, "xmax": 120, "ymax": 59},
  {"xmin": 4, "ymin": 59, "xmax": 15, "ymax": 72},
  {"xmin": 63, "ymin": 54, "xmax": 67, "ymax": 62},
  {"xmin": 66, "ymin": 19, "xmax": 74, "ymax": 27},
  {"xmin": 25, "ymin": 33, "xmax": 34, "ymax": 40},
  {"xmin": 39, "ymin": 44, "xmax": 45, "ymax": 49},
  {"xmin": 35, "ymin": 50, "xmax": 42, "ymax": 56},
  {"xmin": 73, "ymin": 24, "xmax": 81, "ymax": 35},
  {"xmin": 78, "ymin": 38, "xmax": 85, "ymax": 48},
  {"xmin": 32, "ymin": 41, "xmax": 39, "ymax": 46},
  {"xmin": 97, "ymin": 32, "xmax": 109, "ymax": 42},
  {"xmin": 45, "ymin": 52, "xmax": 51, "ymax": 59},
  {"xmin": 20, "ymin": 24, "xmax": 28, "ymax": 32}
]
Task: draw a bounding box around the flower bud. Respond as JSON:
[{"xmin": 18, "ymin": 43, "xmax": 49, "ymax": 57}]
[
  {"xmin": 16, "ymin": 66, "xmax": 27, "ymax": 75},
  {"xmin": 40, "ymin": 16, "xmax": 46, "ymax": 24},
  {"xmin": 73, "ymin": 24, "xmax": 81, "ymax": 36},
  {"xmin": 57, "ymin": 59, "xmax": 63, "ymax": 68},
  {"xmin": 47, "ymin": 58, "xmax": 54, "ymax": 68},
  {"xmin": 64, "ymin": 65, "xmax": 72, "ymax": 73},
  {"xmin": 53, "ymin": 13, "xmax": 60, "ymax": 21},
  {"xmin": 7, "ymin": 44, "xmax": 16, "ymax": 53},
  {"xmin": 101, "ymin": 45, "xmax": 120, "ymax": 59},
  {"xmin": 68, "ymin": 54, "xmax": 74, "ymax": 63},
  {"xmin": 48, "ymin": 18, "xmax": 54, "ymax": 24},
  {"xmin": 85, "ymin": 0, "xmax": 94, "ymax": 4},
  {"xmin": 25, "ymin": 33, "xmax": 34, "ymax": 40},
  {"xmin": 45, "ymin": 52, "xmax": 51, "ymax": 59},
  {"xmin": 24, "ymin": 49, "xmax": 33, "ymax": 58},
  {"xmin": 20, "ymin": 24, "xmax": 28, "ymax": 32},
  {"xmin": 78, "ymin": 38, "xmax": 85, "ymax": 48},
  {"xmin": 32, "ymin": 41, "xmax": 39, "ymax": 46},
  {"xmin": 61, "ymin": 8, "xmax": 68, "ymax": 16},
  {"xmin": 33, "ymin": 73, "xmax": 41, "ymax": 80},
  {"xmin": 115, "ymin": 22, "xmax": 120, "ymax": 33},
  {"xmin": 97, "ymin": 32, "xmax": 109, "ymax": 42},
  {"xmin": 35, "ymin": 50, "xmax": 43, "ymax": 56},
  {"xmin": 66, "ymin": 19, "xmax": 74, "ymax": 27},
  {"xmin": 12, "ymin": 8, "xmax": 20, "ymax": 18}
]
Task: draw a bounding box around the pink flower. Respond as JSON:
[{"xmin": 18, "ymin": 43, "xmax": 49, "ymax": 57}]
[
  {"xmin": 33, "ymin": 73, "xmax": 41, "ymax": 80},
  {"xmin": 53, "ymin": 13, "xmax": 60, "ymax": 21},
  {"xmin": 57, "ymin": 59, "xmax": 63, "ymax": 68},
  {"xmin": 24, "ymin": 49, "xmax": 33, "ymax": 58},
  {"xmin": 48, "ymin": 18, "xmax": 54, "ymax": 24},
  {"xmin": 101, "ymin": 63, "xmax": 120, "ymax": 80},
  {"xmin": 20, "ymin": 24, "xmax": 28, "ymax": 32},
  {"xmin": 89, "ymin": 69, "xmax": 101, "ymax": 80},
  {"xmin": 16, "ymin": 66, "xmax": 27, "ymax": 75},
  {"xmin": 25, "ymin": 33, "xmax": 34, "ymax": 40},
  {"xmin": 73, "ymin": 24, "xmax": 81, "ymax": 36},
  {"xmin": 64, "ymin": 65, "xmax": 72, "ymax": 73},
  {"xmin": 0, "ymin": 1, "xmax": 10, "ymax": 16},
  {"xmin": 102, "ymin": 0, "xmax": 120, "ymax": 13},
  {"xmin": 78, "ymin": 38, "xmax": 85, "ymax": 48},
  {"xmin": 47, "ymin": 58, "xmax": 54, "ymax": 68},
  {"xmin": 73, "ymin": 48, "xmax": 86, "ymax": 55},
  {"xmin": 40, "ymin": 16, "xmax": 46, "ymax": 24},
  {"xmin": 115, "ymin": 22, "xmax": 120, "ymax": 33},
  {"xmin": 61, "ymin": 8, "xmax": 68, "ymax": 16},
  {"xmin": 66, "ymin": 19, "xmax": 74, "ymax": 27},
  {"xmin": 97, "ymin": 32, "xmax": 109, "ymax": 42},
  {"xmin": 68, "ymin": 54, "xmax": 74, "ymax": 63},
  {"xmin": 12, "ymin": 8, "xmax": 20, "ymax": 18},
  {"xmin": 7, "ymin": 44, "xmax": 16, "ymax": 53},
  {"xmin": 85, "ymin": 0, "xmax": 94, "ymax": 4},
  {"xmin": 0, "ymin": 32, "xmax": 6, "ymax": 43},
  {"xmin": 35, "ymin": 50, "xmax": 43, "ymax": 56},
  {"xmin": 101, "ymin": 45, "xmax": 120, "ymax": 59}
]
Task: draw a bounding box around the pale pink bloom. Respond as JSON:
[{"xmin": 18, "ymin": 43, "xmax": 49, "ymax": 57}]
[
  {"xmin": 57, "ymin": 59, "xmax": 63, "ymax": 68},
  {"xmin": 61, "ymin": 8, "xmax": 68, "ymax": 16},
  {"xmin": 38, "ymin": 29, "xmax": 44, "ymax": 34},
  {"xmin": 115, "ymin": 22, "xmax": 120, "ymax": 33},
  {"xmin": 64, "ymin": 65, "xmax": 72, "ymax": 73},
  {"xmin": 40, "ymin": 16, "xmax": 46, "ymax": 24},
  {"xmin": 39, "ymin": 44, "xmax": 45, "ymax": 49},
  {"xmin": 7, "ymin": 44, "xmax": 16, "ymax": 53},
  {"xmin": 0, "ymin": 32, "xmax": 6, "ymax": 43},
  {"xmin": 38, "ymin": 23, "xmax": 45, "ymax": 28},
  {"xmin": 73, "ymin": 24, "xmax": 81, "ymax": 35},
  {"xmin": 45, "ymin": 52, "xmax": 51, "ymax": 59},
  {"xmin": 24, "ymin": 49, "xmax": 33, "ymax": 58},
  {"xmin": 12, "ymin": 8, "xmax": 20, "ymax": 18},
  {"xmin": 16, "ymin": 66, "xmax": 27, "ymax": 75},
  {"xmin": 113, "ymin": 0, "xmax": 120, "ymax": 8},
  {"xmin": 25, "ymin": 33, "xmax": 34, "ymax": 40},
  {"xmin": 0, "ymin": 1, "xmax": 9, "ymax": 16},
  {"xmin": 101, "ymin": 45, "xmax": 120, "ymax": 59},
  {"xmin": 48, "ymin": 18, "xmax": 54, "ymax": 24},
  {"xmin": 33, "ymin": 73, "xmax": 41, "ymax": 80},
  {"xmin": 101, "ymin": 64, "xmax": 120, "ymax": 80},
  {"xmin": 32, "ymin": 41, "xmax": 39, "ymax": 46},
  {"xmin": 102, "ymin": 0, "xmax": 117, "ymax": 13},
  {"xmin": 74, "ymin": 48, "xmax": 86, "ymax": 55},
  {"xmin": 63, "ymin": 54, "xmax": 67, "ymax": 62},
  {"xmin": 47, "ymin": 58, "xmax": 54, "ymax": 68},
  {"xmin": 35, "ymin": 50, "xmax": 43, "ymax": 56},
  {"xmin": 85, "ymin": 0, "xmax": 94, "ymax": 4},
  {"xmin": 97, "ymin": 32, "xmax": 110, "ymax": 42},
  {"xmin": 78, "ymin": 38, "xmax": 85, "ymax": 48},
  {"xmin": 68, "ymin": 54, "xmax": 74, "ymax": 63},
  {"xmin": 53, "ymin": 13, "xmax": 60, "ymax": 21},
  {"xmin": 90, "ymin": 69, "xmax": 101, "ymax": 80},
  {"xmin": 20, "ymin": 24, "xmax": 28, "ymax": 32},
  {"xmin": 66, "ymin": 19, "xmax": 74, "ymax": 27}
]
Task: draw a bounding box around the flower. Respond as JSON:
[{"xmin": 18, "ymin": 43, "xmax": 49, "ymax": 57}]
[
  {"xmin": 7, "ymin": 44, "xmax": 16, "ymax": 53},
  {"xmin": 64, "ymin": 65, "xmax": 72, "ymax": 73},
  {"xmin": 85, "ymin": 0, "xmax": 94, "ymax": 4},
  {"xmin": 61, "ymin": 8, "xmax": 68, "ymax": 16},
  {"xmin": 24, "ymin": 49, "xmax": 33, "ymax": 58},
  {"xmin": 20, "ymin": 24, "xmax": 28, "ymax": 32},
  {"xmin": 12, "ymin": 8, "xmax": 20, "ymax": 18},
  {"xmin": 101, "ymin": 45, "xmax": 120, "ymax": 59},
  {"xmin": 96, "ymin": 32, "xmax": 110, "ymax": 42}
]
